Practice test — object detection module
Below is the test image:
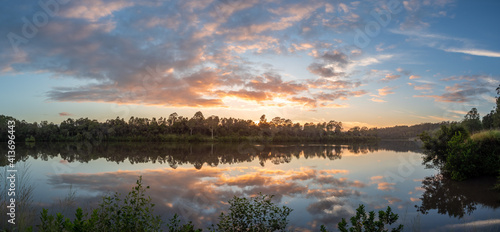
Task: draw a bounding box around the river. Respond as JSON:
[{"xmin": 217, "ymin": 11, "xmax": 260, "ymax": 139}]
[{"xmin": 1, "ymin": 141, "xmax": 499, "ymax": 231}]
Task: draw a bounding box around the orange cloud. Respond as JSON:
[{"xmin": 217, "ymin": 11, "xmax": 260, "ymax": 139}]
[
  {"xmin": 59, "ymin": 112, "xmax": 73, "ymax": 117},
  {"xmin": 319, "ymin": 170, "xmax": 349, "ymax": 175},
  {"xmin": 378, "ymin": 86, "xmax": 396, "ymax": 96},
  {"xmin": 377, "ymin": 182, "xmax": 396, "ymax": 191},
  {"xmin": 381, "ymin": 74, "xmax": 401, "ymax": 82},
  {"xmin": 370, "ymin": 98, "xmax": 387, "ymax": 103},
  {"xmin": 385, "ymin": 196, "xmax": 402, "ymax": 204}
]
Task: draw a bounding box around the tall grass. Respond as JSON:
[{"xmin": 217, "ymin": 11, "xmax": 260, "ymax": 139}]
[
  {"xmin": 470, "ymin": 130, "xmax": 500, "ymax": 142},
  {"xmin": 0, "ymin": 162, "xmax": 36, "ymax": 231}
]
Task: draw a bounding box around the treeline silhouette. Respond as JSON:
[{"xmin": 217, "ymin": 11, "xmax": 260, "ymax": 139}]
[{"xmin": 0, "ymin": 112, "xmax": 447, "ymax": 143}]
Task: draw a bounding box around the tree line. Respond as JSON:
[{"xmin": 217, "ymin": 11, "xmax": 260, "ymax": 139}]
[
  {"xmin": 457, "ymin": 85, "xmax": 500, "ymax": 133},
  {"xmin": 0, "ymin": 111, "xmax": 457, "ymax": 143},
  {"xmin": 0, "ymin": 113, "xmax": 375, "ymax": 143}
]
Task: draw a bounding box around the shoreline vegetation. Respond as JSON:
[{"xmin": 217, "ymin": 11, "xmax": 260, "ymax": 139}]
[
  {"xmin": 0, "ymin": 113, "xmax": 449, "ymax": 144},
  {"xmin": 419, "ymin": 85, "xmax": 500, "ymax": 189}
]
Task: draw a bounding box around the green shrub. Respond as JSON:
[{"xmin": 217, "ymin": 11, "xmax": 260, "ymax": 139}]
[
  {"xmin": 93, "ymin": 176, "xmax": 162, "ymax": 231},
  {"xmin": 38, "ymin": 176, "xmax": 162, "ymax": 232},
  {"xmin": 166, "ymin": 214, "xmax": 202, "ymax": 232},
  {"xmin": 212, "ymin": 194, "xmax": 292, "ymax": 232},
  {"xmin": 445, "ymin": 132, "xmax": 479, "ymax": 181},
  {"xmin": 320, "ymin": 205, "xmax": 403, "ymax": 232},
  {"xmin": 419, "ymin": 123, "xmax": 469, "ymax": 167},
  {"xmin": 444, "ymin": 130, "xmax": 500, "ymax": 181}
]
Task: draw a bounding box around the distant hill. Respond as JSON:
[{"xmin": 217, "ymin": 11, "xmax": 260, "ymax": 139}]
[{"xmin": 374, "ymin": 122, "xmax": 451, "ymax": 140}]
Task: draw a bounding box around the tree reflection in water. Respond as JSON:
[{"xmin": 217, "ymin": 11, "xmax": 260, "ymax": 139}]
[
  {"xmin": 0, "ymin": 140, "xmax": 422, "ymax": 168},
  {"xmin": 416, "ymin": 174, "xmax": 500, "ymax": 218}
]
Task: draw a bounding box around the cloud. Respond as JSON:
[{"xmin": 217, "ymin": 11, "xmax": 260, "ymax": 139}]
[
  {"xmin": 307, "ymin": 49, "xmax": 352, "ymax": 78},
  {"xmin": 410, "ymin": 197, "xmax": 421, "ymax": 202},
  {"xmin": 60, "ymin": 0, "xmax": 136, "ymax": 22},
  {"xmin": 246, "ymin": 72, "xmax": 308, "ymax": 96},
  {"xmin": 390, "ymin": 27, "xmax": 500, "ymax": 59},
  {"xmin": 441, "ymin": 74, "xmax": 496, "ymax": 82},
  {"xmin": 306, "ymin": 197, "xmax": 356, "ymax": 225},
  {"xmin": 375, "ymin": 43, "xmax": 396, "ymax": 52},
  {"xmin": 314, "ymin": 90, "xmax": 368, "ymax": 102},
  {"xmin": 398, "ymin": 0, "xmax": 454, "ymax": 30},
  {"xmin": 443, "ymin": 48, "xmax": 500, "ymax": 58},
  {"xmin": 378, "ymin": 86, "xmax": 396, "ymax": 96},
  {"xmin": 442, "ymin": 219, "xmax": 500, "ymax": 230},
  {"xmin": 0, "ymin": 0, "xmax": 446, "ymax": 111},
  {"xmin": 385, "ymin": 196, "xmax": 402, "ymax": 204},
  {"xmin": 415, "ymin": 82, "xmax": 489, "ymax": 103},
  {"xmin": 307, "ymin": 79, "xmax": 362, "ymax": 90},
  {"xmin": 377, "ymin": 182, "xmax": 396, "ymax": 191},
  {"xmin": 381, "ymin": 74, "xmax": 401, "ymax": 82},
  {"xmin": 351, "ymin": 54, "xmax": 393, "ymax": 67},
  {"xmin": 59, "ymin": 112, "xmax": 73, "ymax": 117},
  {"xmin": 370, "ymin": 97, "xmax": 386, "ymax": 103},
  {"xmin": 289, "ymin": 97, "xmax": 317, "ymax": 108},
  {"xmin": 408, "ymin": 83, "xmax": 434, "ymax": 91},
  {"xmin": 307, "ymin": 63, "xmax": 345, "ymax": 77},
  {"xmin": 396, "ymin": 68, "xmax": 411, "ymax": 76},
  {"xmin": 409, "ymin": 75, "xmax": 421, "ymax": 79},
  {"xmin": 318, "ymin": 50, "xmax": 349, "ymax": 66}
]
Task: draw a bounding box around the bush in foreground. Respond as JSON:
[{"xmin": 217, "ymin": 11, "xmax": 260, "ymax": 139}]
[
  {"xmin": 211, "ymin": 194, "xmax": 293, "ymax": 232},
  {"xmin": 38, "ymin": 176, "xmax": 163, "ymax": 232},
  {"xmin": 320, "ymin": 205, "xmax": 403, "ymax": 232}
]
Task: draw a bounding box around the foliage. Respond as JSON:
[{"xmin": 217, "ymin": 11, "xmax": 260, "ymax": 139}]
[
  {"xmin": 462, "ymin": 108, "xmax": 482, "ymax": 133},
  {"xmin": 444, "ymin": 132, "xmax": 479, "ymax": 181},
  {"xmin": 37, "ymin": 176, "xmax": 162, "ymax": 232},
  {"xmin": 420, "ymin": 125, "xmax": 500, "ymax": 181},
  {"xmin": 419, "ymin": 123, "xmax": 469, "ymax": 168},
  {"xmin": 38, "ymin": 207, "xmax": 98, "ymax": 232},
  {"xmin": 470, "ymin": 130, "xmax": 500, "ymax": 142},
  {"xmin": 420, "ymin": 85, "xmax": 500, "ymax": 183},
  {"xmin": 166, "ymin": 214, "xmax": 202, "ymax": 232},
  {"xmin": 320, "ymin": 205, "xmax": 403, "ymax": 232},
  {"xmin": 35, "ymin": 180, "xmax": 295, "ymax": 232},
  {"xmin": 482, "ymin": 84, "xmax": 500, "ymax": 129},
  {"xmin": 0, "ymin": 112, "xmax": 445, "ymax": 143},
  {"xmin": 94, "ymin": 176, "xmax": 162, "ymax": 231},
  {"xmin": 212, "ymin": 194, "xmax": 293, "ymax": 232}
]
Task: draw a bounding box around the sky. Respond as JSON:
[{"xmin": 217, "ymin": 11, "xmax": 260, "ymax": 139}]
[{"xmin": 1, "ymin": 0, "xmax": 499, "ymax": 128}]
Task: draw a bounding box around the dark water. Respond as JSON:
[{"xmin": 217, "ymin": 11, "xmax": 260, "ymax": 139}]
[{"xmin": 1, "ymin": 141, "xmax": 499, "ymax": 231}]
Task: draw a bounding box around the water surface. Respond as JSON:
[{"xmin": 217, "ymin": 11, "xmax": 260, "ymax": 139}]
[{"xmin": 1, "ymin": 141, "xmax": 499, "ymax": 231}]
